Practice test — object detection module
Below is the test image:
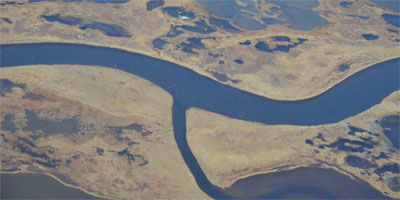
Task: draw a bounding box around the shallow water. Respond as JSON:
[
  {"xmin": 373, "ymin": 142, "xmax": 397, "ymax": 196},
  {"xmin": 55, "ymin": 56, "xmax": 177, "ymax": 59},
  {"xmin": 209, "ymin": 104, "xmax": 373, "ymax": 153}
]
[
  {"xmin": 369, "ymin": 0, "xmax": 400, "ymax": 13},
  {"xmin": 379, "ymin": 115, "xmax": 400, "ymax": 149},
  {"xmin": 0, "ymin": 173, "xmax": 100, "ymax": 199},
  {"xmin": 197, "ymin": 0, "xmax": 329, "ymax": 31},
  {"xmin": 382, "ymin": 14, "xmax": 400, "ymax": 28},
  {"xmin": 42, "ymin": 14, "xmax": 131, "ymax": 38},
  {"xmin": 196, "ymin": 0, "xmax": 266, "ymax": 31},
  {"xmin": 267, "ymin": 0, "xmax": 329, "ymax": 31},
  {"xmin": 220, "ymin": 167, "xmax": 389, "ymax": 199}
]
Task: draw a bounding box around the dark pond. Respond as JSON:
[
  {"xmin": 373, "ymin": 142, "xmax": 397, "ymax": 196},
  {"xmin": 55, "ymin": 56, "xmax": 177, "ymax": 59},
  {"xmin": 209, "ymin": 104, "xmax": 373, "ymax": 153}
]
[
  {"xmin": 272, "ymin": 35, "xmax": 291, "ymax": 42},
  {"xmin": 387, "ymin": 176, "xmax": 400, "ymax": 192},
  {"xmin": 209, "ymin": 17, "xmax": 240, "ymax": 32},
  {"xmin": 255, "ymin": 38, "xmax": 307, "ymax": 53},
  {"xmin": 239, "ymin": 40, "xmax": 251, "ymax": 45},
  {"xmin": 1, "ymin": 114, "xmax": 17, "ymax": 133},
  {"xmin": 362, "ymin": 33, "xmax": 380, "ymax": 40},
  {"xmin": 340, "ymin": 1, "xmax": 353, "ymax": 8},
  {"xmin": 42, "ymin": 14, "xmax": 131, "ymax": 38},
  {"xmin": 162, "ymin": 6, "xmax": 195, "ymax": 20},
  {"xmin": 179, "ymin": 19, "xmax": 215, "ymax": 34},
  {"xmin": 375, "ymin": 163, "xmax": 400, "ymax": 176},
  {"xmin": 345, "ymin": 155, "xmax": 377, "ymax": 169},
  {"xmin": 338, "ymin": 63, "xmax": 350, "ymax": 71},
  {"xmin": 1, "ymin": 43, "xmax": 398, "ymax": 199},
  {"xmin": 211, "ymin": 71, "xmax": 229, "ymax": 82},
  {"xmin": 387, "ymin": 29, "xmax": 399, "ymax": 34},
  {"xmin": 181, "ymin": 37, "xmax": 207, "ymax": 54},
  {"xmin": 325, "ymin": 137, "xmax": 377, "ymax": 153},
  {"xmin": 369, "ymin": 0, "xmax": 400, "ymax": 13},
  {"xmin": 146, "ymin": 0, "xmax": 164, "ymax": 11},
  {"xmin": 2, "ymin": 17, "xmax": 12, "ymax": 24},
  {"xmin": 152, "ymin": 38, "xmax": 167, "ymax": 50},
  {"xmin": 0, "ymin": 173, "xmax": 100, "ymax": 199},
  {"xmin": 219, "ymin": 167, "xmax": 389, "ymax": 199},
  {"xmin": 166, "ymin": 19, "xmax": 215, "ymax": 38},
  {"xmin": 12, "ymin": 138, "xmax": 60, "ymax": 168},
  {"xmin": 382, "ymin": 14, "xmax": 400, "ymax": 28},
  {"xmin": 379, "ymin": 115, "xmax": 400, "ymax": 149},
  {"xmin": 23, "ymin": 109, "xmax": 80, "ymax": 135},
  {"xmin": 234, "ymin": 59, "xmax": 243, "ymax": 64},
  {"xmin": 347, "ymin": 15, "xmax": 370, "ymax": 20},
  {"xmin": 0, "ymin": 1, "xmax": 16, "ymax": 6},
  {"xmin": 165, "ymin": 26, "xmax": 184, "ymax": 37},
  {"xmin": 23, "ymin": 92, "xmax": 44, "ymax": 100},
  {"xmin": 0, "ymin": 78, "xmax": 25, "ymax": 96}
]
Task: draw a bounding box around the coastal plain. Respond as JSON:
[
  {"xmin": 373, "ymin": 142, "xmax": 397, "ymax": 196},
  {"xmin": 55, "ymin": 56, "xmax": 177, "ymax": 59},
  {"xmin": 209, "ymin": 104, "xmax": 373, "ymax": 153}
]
[
  {"xmin": 0, "ymin": 0, "xmax": 399, "ymax": 100},
  {"xmin": 1, "ymin": 0, "xmax": 399, "ymax": 199},
  {"xmin": 0, "ymin": 65, "xmax": 209, "ymax": 199},
  {"xmin": 187, "ymin": 91, "xmax": 400, "ymax": 198}
]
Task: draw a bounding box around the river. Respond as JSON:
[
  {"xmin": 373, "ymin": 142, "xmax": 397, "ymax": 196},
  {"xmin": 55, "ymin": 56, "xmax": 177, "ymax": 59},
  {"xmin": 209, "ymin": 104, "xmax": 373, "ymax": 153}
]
[{"xmin": 1, "ymin": 43, "xmax": 398, "ymax": 199}]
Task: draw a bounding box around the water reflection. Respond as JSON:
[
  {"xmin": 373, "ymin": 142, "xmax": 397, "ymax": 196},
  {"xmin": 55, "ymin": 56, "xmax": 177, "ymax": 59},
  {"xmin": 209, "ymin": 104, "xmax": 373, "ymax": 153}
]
[
  {"xmin": 220, "ymin": 167, "xmax": 391, "ymax": 199},
  {"xmin": 1, "ymin": 173, "xmax": 100, "ymax": 199}
]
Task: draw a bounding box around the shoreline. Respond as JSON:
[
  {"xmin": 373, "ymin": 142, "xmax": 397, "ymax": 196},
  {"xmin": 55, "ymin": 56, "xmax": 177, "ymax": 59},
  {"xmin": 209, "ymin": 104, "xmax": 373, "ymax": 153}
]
[
  {"xmin": 0, "ymin": 171, "xmax": 110, "ymax": 199},
  {"xmin": 1, "ymin": 39, "xmax": 398, "ymax": 102}
]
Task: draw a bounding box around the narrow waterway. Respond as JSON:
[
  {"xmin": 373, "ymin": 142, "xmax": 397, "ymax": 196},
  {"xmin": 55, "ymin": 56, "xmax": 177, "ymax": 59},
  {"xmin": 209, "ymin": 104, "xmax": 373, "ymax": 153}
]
[{"xmin": 1, "ymin": 43, "xmax": 398, "ymax": 199}]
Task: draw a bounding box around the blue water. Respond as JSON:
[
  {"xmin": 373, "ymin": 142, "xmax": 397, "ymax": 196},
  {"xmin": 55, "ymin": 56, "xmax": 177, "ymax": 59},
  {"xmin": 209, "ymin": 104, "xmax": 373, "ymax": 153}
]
[
  {"xmin": 369, "ymin": 0, "xmax": 400, "ymax": 13},
  {"xmin": 239, "ymin": 40, "xmax": 251, "ymax": 45},
  {"xmin": 220, "ymin": 167, "xmax": 389, "ymax": 199},
  {"xmin": 162, "ymin": 7, "xmax": 195, "ymax": 20},
  {"xmin": 146, "ymin": 0, "xmax": 164, "ymax": 11},
  {"xmin": 196, "ymin": 0, "xmax": 266, "ymax": 31},
  {"xmin": 234, "ymin": 59, "xmax": 244, "ymax": 64},
  {"xmin": 255, "ymin": 38, "xmax": 307, "ymax": 53},
  {"xmin": 181, "ymin": 38, "xmax": 207, "ymax": 54},
  {"xmin": 272, "ymin": 36, "xmax": 291, "ymax": 42},
  {"xmin": 152, "ymin": 38, "xmax": 167, "ymax": 50},
  {"xmin": 339, "ymin": 64, "xmax": 350, "ymax": 71},
  {"xmin": 265, "ymin": 0, "xmax": 329, "ymax": 31},
  {"xmin": 179, "ymin": 19, "xmax": 215, "ymax": 34},
  {"xmin": 382, "ymin": 14, "xmax": 400, "ymax": 27},
  {"xmin": 42, "ymin": 14, "xmax": 131, "ymax": 38},
  {"xmin": 1, "ymin": 173, "xmax": 100, "ymax": 199},
  {"xmin": 0, "ymin": 43, "xmax": 398, "ymax": 199},
  {"xmin": 2, "ymin": 18, "xmax": 12, "ymax": 24},
  {"xmin": 340, "ymin": 1, "xmax": 353, "ymax": 8},
  {"xmin": 362, "ymin": 33, "xmax": 380, "ymax": 40},
  {"xmin": 379, "ymin": 115, "xmax": 400, "ymax": 149},
  {"xmin": 0, "ymin": 1, "xmax": 16, "ymax": 6},
  {"xmin": 209, "ymin": 17, "xmax": 240, "ymax": 32},
  {"xmin": 388, "ymin": 29, "xmax": 400, "ymax": 33},
  {"xmin": 197, "ymin": 0, "xmax": 328, "ymax": 31},
  {"xmin": 0, "ymin": 43, "xmax": 398, "ymax": 126}
]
